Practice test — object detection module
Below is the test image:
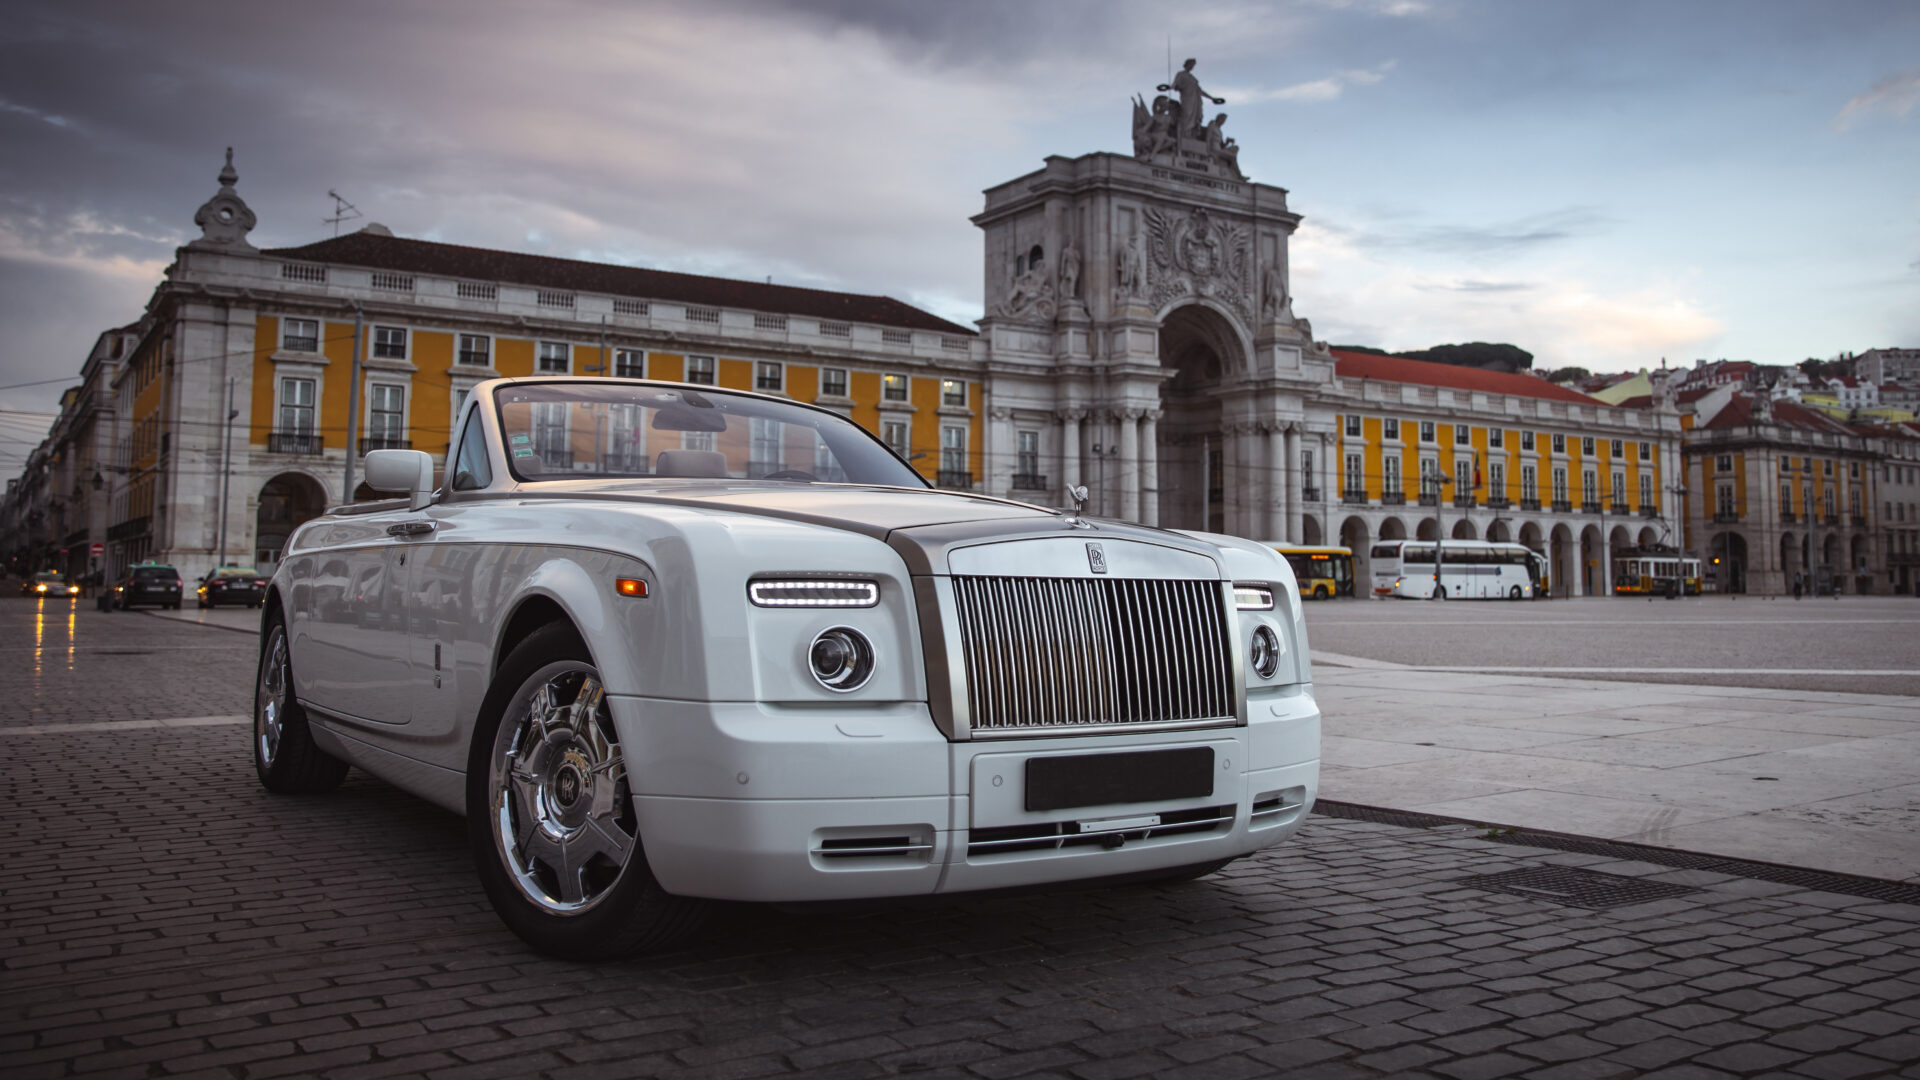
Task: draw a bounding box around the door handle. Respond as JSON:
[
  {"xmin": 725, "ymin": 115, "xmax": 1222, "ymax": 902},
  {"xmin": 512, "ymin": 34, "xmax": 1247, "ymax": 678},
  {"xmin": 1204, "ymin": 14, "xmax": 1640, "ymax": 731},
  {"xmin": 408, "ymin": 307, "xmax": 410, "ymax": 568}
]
[{"xmin": 386, "ymin": 520, "xmax": 436, "ymax": 537}]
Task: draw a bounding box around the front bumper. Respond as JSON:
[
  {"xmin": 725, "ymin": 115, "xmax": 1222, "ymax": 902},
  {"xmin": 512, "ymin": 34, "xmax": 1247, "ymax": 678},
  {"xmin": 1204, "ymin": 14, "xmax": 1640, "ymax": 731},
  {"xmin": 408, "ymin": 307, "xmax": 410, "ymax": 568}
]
[{"xmin": 614, "ymin": 688, "xmax": 1320, "ymax": 902}]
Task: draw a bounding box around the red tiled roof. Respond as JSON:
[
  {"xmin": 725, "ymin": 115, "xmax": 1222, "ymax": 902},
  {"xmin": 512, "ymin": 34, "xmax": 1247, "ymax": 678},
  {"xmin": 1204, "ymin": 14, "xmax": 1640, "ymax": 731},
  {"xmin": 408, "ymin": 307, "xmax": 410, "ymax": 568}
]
[
  {"xmin": 1329, "ymin": 350, "xmax": 1607, "ymax": 405},
  {"xmin": 264, "ymin": 231, "xmax": 976, "ymax": 337},
  {"xmin": 1675, "ymin": 386, "xmax": 1719, "ymax": 404},
  {"xmin": 1614, "ymin": 394, "xmax": 1654, "ymax": 409},
  {"xmin": 1702, "ymin": 394, "xmax": 1854, "ymax": 434}
]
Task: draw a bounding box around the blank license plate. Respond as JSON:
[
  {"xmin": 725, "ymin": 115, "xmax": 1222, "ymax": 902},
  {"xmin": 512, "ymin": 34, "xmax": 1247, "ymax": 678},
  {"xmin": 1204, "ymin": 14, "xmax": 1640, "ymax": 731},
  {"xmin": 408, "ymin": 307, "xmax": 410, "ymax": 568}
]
[{"xmin": 1024, "ymin": 747, "xmax": 1214, "ymax": 813}]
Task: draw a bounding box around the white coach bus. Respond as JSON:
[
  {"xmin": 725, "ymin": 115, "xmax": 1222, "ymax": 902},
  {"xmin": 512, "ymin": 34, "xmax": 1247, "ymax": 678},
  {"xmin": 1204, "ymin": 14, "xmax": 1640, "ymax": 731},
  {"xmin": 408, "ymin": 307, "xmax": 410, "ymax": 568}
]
[{"xmin": 1370, "ymin": 539, "xmax": 1542, "ymax": 600}]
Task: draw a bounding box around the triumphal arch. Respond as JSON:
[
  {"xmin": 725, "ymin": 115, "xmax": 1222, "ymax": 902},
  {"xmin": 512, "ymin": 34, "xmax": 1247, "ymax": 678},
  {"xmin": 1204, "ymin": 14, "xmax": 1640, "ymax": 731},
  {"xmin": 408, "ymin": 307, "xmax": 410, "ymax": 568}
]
[{"xmin": 975, "ymin": 60, "xmax": 1340, "ymax": 541}]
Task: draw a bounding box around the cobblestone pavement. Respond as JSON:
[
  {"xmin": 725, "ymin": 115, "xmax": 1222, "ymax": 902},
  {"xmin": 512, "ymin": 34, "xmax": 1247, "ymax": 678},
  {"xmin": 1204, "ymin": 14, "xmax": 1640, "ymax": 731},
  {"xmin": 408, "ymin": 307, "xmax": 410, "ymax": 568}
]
[{"xmin": 5, "ymin": 600, "xmax": 1920, "ymax": 1079}]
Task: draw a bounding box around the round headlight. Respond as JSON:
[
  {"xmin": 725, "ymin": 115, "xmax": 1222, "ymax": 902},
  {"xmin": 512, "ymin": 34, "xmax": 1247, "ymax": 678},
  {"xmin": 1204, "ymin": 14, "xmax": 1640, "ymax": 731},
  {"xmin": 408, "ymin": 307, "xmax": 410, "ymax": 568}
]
[
  {"xmin": 1250, "ymin": 625, "xmax": 1281, "ymax": 680},
  {"xmin": 808, "ymin": 627, "xmax": 874, "ymax": 692}
]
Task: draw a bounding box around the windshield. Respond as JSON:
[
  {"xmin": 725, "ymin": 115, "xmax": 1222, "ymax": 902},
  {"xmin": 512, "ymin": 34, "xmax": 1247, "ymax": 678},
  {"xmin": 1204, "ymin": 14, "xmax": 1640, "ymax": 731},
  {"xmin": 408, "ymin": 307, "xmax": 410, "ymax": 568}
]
[
  {"xmin": 213, "ymin": 568, "xmax": 260, "ymax": 578},
  {"xmin": 34, "ymin": 572, "xmax": 65, "ymax": 584},
  {"xmin": 493, "ymin": 382, "xmax": 927, "ymax": 487}
]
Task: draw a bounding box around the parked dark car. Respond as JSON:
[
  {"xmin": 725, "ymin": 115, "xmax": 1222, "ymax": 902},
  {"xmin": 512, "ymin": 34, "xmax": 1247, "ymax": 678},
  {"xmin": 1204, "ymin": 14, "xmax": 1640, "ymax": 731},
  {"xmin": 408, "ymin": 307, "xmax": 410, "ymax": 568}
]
[
  {"xmin": 114, "ymin": 564, "xmax": 183, "ymax": 610},
  {"xmin": 197, "ymin": 566, "xmax": 267, "ymax": 609}
]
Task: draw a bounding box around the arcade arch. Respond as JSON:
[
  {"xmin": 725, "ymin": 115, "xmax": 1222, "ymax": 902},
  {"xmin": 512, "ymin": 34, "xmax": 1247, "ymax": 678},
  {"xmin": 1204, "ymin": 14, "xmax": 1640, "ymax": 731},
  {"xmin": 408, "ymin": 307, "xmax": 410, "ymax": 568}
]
[{"xmin": 255, "ymin": 472, "xmax": 327, "ymax": 572}]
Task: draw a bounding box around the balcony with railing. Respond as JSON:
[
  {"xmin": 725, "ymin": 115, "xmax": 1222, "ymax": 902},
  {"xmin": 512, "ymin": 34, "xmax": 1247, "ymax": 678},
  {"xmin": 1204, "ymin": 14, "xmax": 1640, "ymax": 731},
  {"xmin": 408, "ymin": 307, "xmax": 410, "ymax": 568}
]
[
  {"xmin": 1342, "ymin": 488, "xmax": 1369, "ymax": 504},
  {"xmin": 1851, "ymin": 513, "xmax": 1867, "ymax": 527},
  {"xmin": 1823, "ymin": 513, "xmax": 1839, "ymax": 526},
  {"xmin": 1521, "ymin": 497, "xmax": 1541, "ymax": 511},
  {"xmin": 1453, "ymin": 494, "xmax": 1477, "ymax": 509},
  {"xmin": 1551, "ymin": 499, "xmax": 1572, "ymax": 513},
  {"xmin": 936, "ymin": 470, "xmax": 974, "ymax": 490},
  {"xmin": 1010, "ymin": 472, "xmax": 1048, "ymax": 491},
  {"xmin": 268, "ymin": 432, "xmax": 323, "ymax": 455},
  {"xmin": 1780, "ymin": 509, "xmax": 1796, "ymax": 524},
  {"xmin": 1380, "ymin": 491, "xmax": 1406, "ymax": 506},
  {"xmin": 1713, "ymin": 509, "xmax": 1741, "ymax": 523},
  {"xmin": 1486, "ymin": 496, "xmax": 1510, "ymax": 510},
  {"xmin": 1640, "ymin": 504, "xmax": 1659, "ymax": 518},
  {"xmin": 1417, "ymin": 491, "xmax": 1439, "ymax": 507},
  {"xmin": 1302, "ymin": 486, "xmax": 1321, "ymax": 502},
  {"xmin": 1581, "ymin": 500, "xmax": 1601, "ymax": 514},
  {"xmin": 358, "ymin": 437, "xmax": 411, "ymax": 454}
]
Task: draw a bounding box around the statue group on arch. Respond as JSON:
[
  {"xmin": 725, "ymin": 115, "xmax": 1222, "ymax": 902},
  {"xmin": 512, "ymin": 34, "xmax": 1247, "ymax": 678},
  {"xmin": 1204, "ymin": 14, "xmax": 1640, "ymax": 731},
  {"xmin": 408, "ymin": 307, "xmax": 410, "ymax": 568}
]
[{"xmin": 1132, "ymin": 58, "xmax": 1242, "ymax": 179}]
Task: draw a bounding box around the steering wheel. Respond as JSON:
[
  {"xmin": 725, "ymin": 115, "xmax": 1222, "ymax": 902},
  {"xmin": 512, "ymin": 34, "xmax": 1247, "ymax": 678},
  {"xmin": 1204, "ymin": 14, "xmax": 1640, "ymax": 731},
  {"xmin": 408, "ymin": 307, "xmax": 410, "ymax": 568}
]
[{"xmin": 760, "ymin": 469, "xmax": 818, "ymax": 482}]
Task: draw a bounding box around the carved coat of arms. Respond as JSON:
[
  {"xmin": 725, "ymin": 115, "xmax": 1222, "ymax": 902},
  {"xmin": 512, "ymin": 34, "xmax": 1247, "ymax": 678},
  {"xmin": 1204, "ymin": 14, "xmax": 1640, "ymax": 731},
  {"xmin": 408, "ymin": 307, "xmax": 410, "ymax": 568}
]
[{"xmin": 1142, "ymin": 206, "xmax": 1251, "ymax": 318}]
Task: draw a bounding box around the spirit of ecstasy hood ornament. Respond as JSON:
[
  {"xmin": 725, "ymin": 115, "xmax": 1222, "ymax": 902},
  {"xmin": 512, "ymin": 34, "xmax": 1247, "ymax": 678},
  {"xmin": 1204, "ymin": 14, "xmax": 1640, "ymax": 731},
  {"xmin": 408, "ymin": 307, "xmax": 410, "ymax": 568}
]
[{"xmin": 1061, "ymin": 484, "xmax": 1095, "ymax": 530}]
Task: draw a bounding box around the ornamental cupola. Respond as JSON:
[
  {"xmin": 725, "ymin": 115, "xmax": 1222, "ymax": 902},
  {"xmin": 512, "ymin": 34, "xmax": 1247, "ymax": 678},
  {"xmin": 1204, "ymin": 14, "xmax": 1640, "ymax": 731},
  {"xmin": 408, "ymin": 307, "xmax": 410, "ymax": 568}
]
[{"xmin": 189, "ymin": 147, "xmax": 257, "ymax": 251}]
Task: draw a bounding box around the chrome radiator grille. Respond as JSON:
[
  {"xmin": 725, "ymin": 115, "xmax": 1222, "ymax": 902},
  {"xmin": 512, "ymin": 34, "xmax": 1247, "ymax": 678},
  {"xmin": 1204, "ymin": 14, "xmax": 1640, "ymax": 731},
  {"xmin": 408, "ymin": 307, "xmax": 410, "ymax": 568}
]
[{"xmin": 950, "ymin": 576, "xmax": 1235, "ymax": 734}]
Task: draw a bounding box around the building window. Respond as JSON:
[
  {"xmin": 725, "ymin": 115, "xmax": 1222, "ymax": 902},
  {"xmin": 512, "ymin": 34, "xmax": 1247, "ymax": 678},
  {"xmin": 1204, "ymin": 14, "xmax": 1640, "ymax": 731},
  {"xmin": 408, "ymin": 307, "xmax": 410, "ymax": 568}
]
[
  {"xmin": 685, "ymin": 355, "xmax": 716, "ymax": 385},
  {"xmin": 820, "ymin": 367, "xmax": 848, "ymax": 397},
  {"xmin": 1716, "ymin": 454, "xmax": 1734, "ymax": 473},
  {"xmin": 279, "ymin": 377, "xmax": 315, "ymax": 433},
  {"xmin": 1718, "ymin": 484, "xmax": 1737, "ymax": 518},
  {"xmin": 1582, "ymin": 468, "xmax": 1597, "ymax": 504},
  {"xmin": 1382, "ymin": 455, "xmax": 1401, "ymax": 496},
  {"xmin": 1639, "ymin": 441, "xmax": 1650, "ymax": 461},
  {"xmin": 1016, "ymin": 430, "xmax": 1040, "ymax": 484},
  {"xmin": 1610, "ymin": 439, "xmax": 1623, "ymax": 457},
  {"xmin": 1343, "ymin": 452, "xmax": 1364, "ymax": 495},
  {"xmin": 1783, "ymin": 457, "xmax": 1795, "ymax": 473},
  {"xmin": 749, "ymin": 417, "xmax": 782, "ymax": 474},
  {"xmin": 1611, "ymin": 471, "xmax": 1625, "ymax": 506},
  {"xmin": 538, "ymin": 341, "xmax": 570, "ymax": 374},
  {"xmin": 1489, "ymin": 461, "xmax": 1505, "ymax": 497},
  {"xmin": 1303, "ymin": 450, "xmax": 1316, "ymax": 491},
  {"xmin": 1521, "ymin": 431, "xmax": 1535, "ymax": 452},
  {"xmin": 1552, "ymin": 433, "xmax": 1566, "ymax": 454},
  {"xmin": 941, "ymin": 426, "xmax": 967, "ymax": 474},
  {"xmin": 1454, "ymin": 459, "xmax": 1471, "ymax": 497},
  {"xmin": 1344, "ymin": 415, "xmax": 1361, "ymax": 438},
  {"xmin": 1454, "ymin": 424, "xmax": 1469, "ymax": 444},
  {"xmin": 532, "ymin": 402, "xmax": 571, "ymax": 465},
  {"xmin": 1489, "ymin": 428, "xmax": 1504, "ymax": 449},
  {"xmin": 942, "ymin": 379, "xmax": 966, "ymax": 407},
  {"xmin": 756, "ymin": 361, "xmax": 783, "ymax": 392},
  {"xmin": 1784, "ymin": 482, "xmax": 1796, "ymax": 515},
  {"xmin": 1552, "ymin": 467, "xmax": 1568, "ymax": 504},
  {"xmin": 882, "ymin": 373, "xmax": 909, "ymax": 402},
  {"xmin": 614, "ymin": 349, "xmax": 644, "ymax": 379},
  {"xmin": 372, "ymin": 326, "xmax": 407, "ymax": 360},
  {"xmin": 367, "ymin": 384, "xmax": 405, "ymax": 448},
  {"xmin": 1582, "ymin": 437, "xmax": 1595, "ymax": 455},
  {"xmin": 282, "ymin": 318, "xmax": 319, "ymax": 352},
  {"xmin": 883, "ymin": 420, "xmax": 909, "ymax": 457},
  {"xmin": 1383, "ymin": 418, "xmax": 1400, "ymax": 441},
  {"xmin": 457, "ymin": 334, "xmax": 491, "ymax": 366},
  {"xmin": 1522, "ymin": 464, "xmax": 1538, "ymax": 502},
  {"xmin": 1823, "ymin": 460, "xmax": 1833, "ymax": 476},
  {"xmin": 1850, "ymin": 461, "xmax": 1860, "ymax": 479},
  {"xmin": 1419, "ymin": 421, "xmax": 1436, "ymax": 444},
  {"xmin": 1640, "ymin": 473, "xmax": 1653, "ymax": 510}
]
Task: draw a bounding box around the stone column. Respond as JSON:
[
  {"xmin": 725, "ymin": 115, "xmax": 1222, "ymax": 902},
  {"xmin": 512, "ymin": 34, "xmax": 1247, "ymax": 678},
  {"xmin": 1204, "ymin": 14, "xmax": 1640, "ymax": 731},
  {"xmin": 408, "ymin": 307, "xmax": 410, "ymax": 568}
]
[
  {"xmin": 1119, "ymin": 408, "xmax": 1141, "ymax": 522},
  {"xmin": 1285, "ymin": 424, "xmax": 1304, "ymax": 545},
  {"xmin": 1059, "ymin": 410, "xmax": 1083, "ymax": 495},
  {"xmin": 1266, "ymin": 425, "xmax": 1285, "ymax": 540},
  {"xmin": 1141, "ymin": 410, "xmax": 1161, "ymax": 526},
  {"xmin": 1601, "ymin": 531, "xmax": 1613, "ymax": 595},
  {"xmin": 1220, "ymin": 424, "xmax": 1241, "ymax": 536}
]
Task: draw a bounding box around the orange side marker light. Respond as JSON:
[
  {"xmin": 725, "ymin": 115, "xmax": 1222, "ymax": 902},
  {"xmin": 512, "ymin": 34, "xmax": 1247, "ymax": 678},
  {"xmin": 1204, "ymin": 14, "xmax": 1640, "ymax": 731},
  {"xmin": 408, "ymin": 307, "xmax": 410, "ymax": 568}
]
[{"xmin": 616, "ymin": 578, "xmax": 648, "ymax": 598}]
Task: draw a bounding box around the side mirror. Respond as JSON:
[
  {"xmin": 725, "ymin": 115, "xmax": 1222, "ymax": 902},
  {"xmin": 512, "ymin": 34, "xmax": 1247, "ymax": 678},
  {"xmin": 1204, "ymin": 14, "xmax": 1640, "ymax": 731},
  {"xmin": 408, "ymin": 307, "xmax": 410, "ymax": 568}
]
[{"xmin": 364, "ymin": 449, "xmax": 435, "ymax": 511}]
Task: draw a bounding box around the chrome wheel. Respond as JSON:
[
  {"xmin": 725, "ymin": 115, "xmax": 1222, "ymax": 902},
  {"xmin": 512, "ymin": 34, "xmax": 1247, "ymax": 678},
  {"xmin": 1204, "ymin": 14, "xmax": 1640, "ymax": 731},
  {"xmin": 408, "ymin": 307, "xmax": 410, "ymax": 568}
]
[
  {"xmin": 257, "ymin": 626, "xmax": 290, "ymax": 767},
  {"xmin": 489, "ymin": 662, "xmax": 636, "ymax": 915}
]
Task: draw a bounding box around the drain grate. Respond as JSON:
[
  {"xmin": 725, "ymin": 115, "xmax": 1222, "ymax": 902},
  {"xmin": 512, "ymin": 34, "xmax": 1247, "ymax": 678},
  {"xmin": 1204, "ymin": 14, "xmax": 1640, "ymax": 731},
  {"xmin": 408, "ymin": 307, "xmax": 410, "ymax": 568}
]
[
  {"xmin": 1316, "ymin": 800, "xmax": 1920, "ymax": 906},
  {"xmin": 1460, "ymin": 865, "xmax": 1700, "ymax": 908}
]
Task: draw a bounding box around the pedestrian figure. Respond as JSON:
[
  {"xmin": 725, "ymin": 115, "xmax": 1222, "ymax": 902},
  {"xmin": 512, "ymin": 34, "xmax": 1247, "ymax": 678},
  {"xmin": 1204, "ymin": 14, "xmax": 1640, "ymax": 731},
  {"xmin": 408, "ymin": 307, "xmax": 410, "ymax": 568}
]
[{"xmin": 1793, "ymin": 573, "xmax": 1803, "ymax": 600}]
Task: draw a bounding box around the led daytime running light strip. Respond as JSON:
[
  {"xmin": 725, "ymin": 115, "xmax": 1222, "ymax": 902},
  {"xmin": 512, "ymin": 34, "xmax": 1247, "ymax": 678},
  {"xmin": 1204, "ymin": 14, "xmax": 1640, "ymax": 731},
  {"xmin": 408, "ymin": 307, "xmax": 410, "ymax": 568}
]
[
  {"xmin": 748, "ymin": 580, "xmax": 880, "ymax": 608},
  {"xmin": 1233, "ymin": 583, "xmax": 1275, "ymax": 610}
]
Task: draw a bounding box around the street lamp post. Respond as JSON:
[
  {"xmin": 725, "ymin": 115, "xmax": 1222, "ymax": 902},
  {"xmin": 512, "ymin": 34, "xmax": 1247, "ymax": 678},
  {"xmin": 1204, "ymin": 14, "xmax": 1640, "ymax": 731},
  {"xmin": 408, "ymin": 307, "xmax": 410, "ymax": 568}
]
[{"xmin": 1430, "ymin": 473, "xmax": 1453, "ymax": 598}]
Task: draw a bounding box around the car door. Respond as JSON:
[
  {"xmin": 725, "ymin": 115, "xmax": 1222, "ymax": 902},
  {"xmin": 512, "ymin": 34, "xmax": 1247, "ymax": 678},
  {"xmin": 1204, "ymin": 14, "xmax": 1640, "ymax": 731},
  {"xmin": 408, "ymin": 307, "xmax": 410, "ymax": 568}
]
[{"xmin": 292, "ymin": 513, "xmax": 415, "ymax": 725}]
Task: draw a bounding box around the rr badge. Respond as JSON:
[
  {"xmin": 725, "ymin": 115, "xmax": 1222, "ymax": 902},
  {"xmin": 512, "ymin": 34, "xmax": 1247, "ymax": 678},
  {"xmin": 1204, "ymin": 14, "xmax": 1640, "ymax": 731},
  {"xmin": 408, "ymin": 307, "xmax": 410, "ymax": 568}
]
[{"xmin": 1087, "ymin": 542, "xmax": 1108, "ymax": 574}]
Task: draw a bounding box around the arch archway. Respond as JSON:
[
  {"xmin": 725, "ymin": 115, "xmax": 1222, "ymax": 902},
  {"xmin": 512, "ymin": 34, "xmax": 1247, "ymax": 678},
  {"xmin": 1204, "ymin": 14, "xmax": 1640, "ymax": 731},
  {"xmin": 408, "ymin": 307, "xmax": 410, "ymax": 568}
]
[
  {"xmin": 1451, "ymin": 519, "xmax": 1477, "ymax": 540},
  {"xmin": 1710, "ymin": 531, "xmax": 1748, "ymax": 594},
  {"xmin": 1156, "ymin": 303, "xmax": 1247, "ymax": 532},
  {"xmin": 1378, "ymin": 516, "xmax": 1408, "ymax": 541},
  {"xmin": 1518, "ymin": 521, "xmax": 1544, "ymax": 551},
  {"xmin": 1550, "ymin": 523, "xmax": 1575, "ymax": 597},
  {"xmin": 1486, "ymin": 518, "xmax": 1512, "ymax": 543},
  {"xmin": 1638, "ymin": 526, "xmax": 1659, "ymax": 548},
  {"xmin": 1579, "ymin": 524, "xmax": 1604, "ymax": 595},
  {"xmin": 1416, "ymin": 517, "xmax": 1439, "ymax": 541},
  {"xmin": 1301, "ymin": 514, "xmax": 1323, "ymax": 546},
  {"xmin": 256, "ymin": 472, "xmax": 328, "ymax": 572},
  {"xmin": 1339, "ymin": 515, "xmax": 1370, "ymax": 593}
]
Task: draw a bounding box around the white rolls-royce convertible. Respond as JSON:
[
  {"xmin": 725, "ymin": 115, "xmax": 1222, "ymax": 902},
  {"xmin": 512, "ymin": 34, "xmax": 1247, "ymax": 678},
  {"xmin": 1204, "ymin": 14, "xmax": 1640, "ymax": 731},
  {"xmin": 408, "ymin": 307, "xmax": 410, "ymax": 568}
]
[{"xmin": 255, "ymin": 377, "xmax": 1320, "ymax": 957}]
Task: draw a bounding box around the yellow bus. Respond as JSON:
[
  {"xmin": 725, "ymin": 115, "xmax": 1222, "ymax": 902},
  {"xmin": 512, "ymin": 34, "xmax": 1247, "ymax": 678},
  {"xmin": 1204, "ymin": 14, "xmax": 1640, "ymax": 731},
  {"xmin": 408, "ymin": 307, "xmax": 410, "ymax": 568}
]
[{"xmin": 1272, "ymin": 545, "xmax": 1354, "ymax": 600}]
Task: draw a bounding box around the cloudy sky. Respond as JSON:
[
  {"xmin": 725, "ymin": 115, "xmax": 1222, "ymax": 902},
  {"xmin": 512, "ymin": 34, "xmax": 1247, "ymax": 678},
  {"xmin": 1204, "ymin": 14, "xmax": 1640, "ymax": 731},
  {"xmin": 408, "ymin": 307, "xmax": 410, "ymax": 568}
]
[{"xmin": 2, "ymin": 0, "xmax": 1917, "ymax": 474}]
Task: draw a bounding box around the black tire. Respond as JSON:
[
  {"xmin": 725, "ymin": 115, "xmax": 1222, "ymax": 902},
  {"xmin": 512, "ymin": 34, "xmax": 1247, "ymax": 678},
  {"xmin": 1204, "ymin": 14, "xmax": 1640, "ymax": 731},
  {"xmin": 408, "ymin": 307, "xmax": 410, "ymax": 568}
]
[
  {"xmin": 466, "ymin": 621, "xmax": 708, "ymax": 959},
  {"xmin": 1312, "ymin": 585, "xmax": 1330, "ymax": 601},
  {"xmin": 1509, "ymin": 585, "xmax": 1523, "ymax": 600},
  {"xmin": 253, "ymin": 612, "xmax": 350, "ymax": 794},
  {"xmin": 1433, "ymin": 586, "xmax": 1447, "ymax": 600}
]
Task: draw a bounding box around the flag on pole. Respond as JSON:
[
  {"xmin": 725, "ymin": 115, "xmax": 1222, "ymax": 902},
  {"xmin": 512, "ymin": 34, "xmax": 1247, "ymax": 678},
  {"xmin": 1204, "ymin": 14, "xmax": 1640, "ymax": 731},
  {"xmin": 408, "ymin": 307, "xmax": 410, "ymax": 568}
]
[{"xmin": 1473, "ymin": 452, "xmax": 1483, "ymax": 489}]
